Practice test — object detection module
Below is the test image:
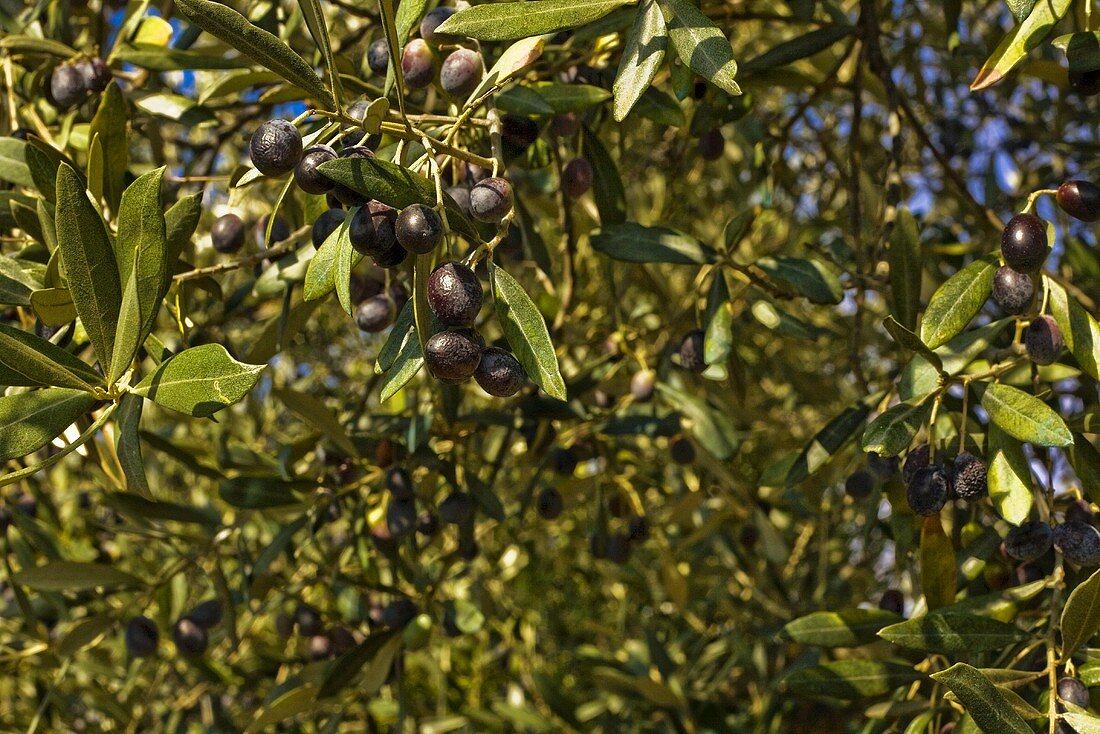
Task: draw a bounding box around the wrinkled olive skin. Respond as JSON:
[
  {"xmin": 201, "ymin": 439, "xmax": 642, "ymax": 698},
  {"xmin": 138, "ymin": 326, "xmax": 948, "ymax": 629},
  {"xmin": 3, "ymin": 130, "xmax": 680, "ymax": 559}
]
[
  {"xmin": 906, "ymin": 465, "xmax": 950, "ymax": 516},
  {"xmin": 992, "ymin": 266, "xmax": 1034, "ymax": 315},
  {"xmin": 470, "ymin": 177, "xmax": 514, "ymax": 223},
  {"xmin": 427, "ymin": 261, "xmax": 482, "ymax": 327},
  {"xmin": 474, "ymin": 347, "xmax": 526, "ymax": 397},
  {"xmin": 952, "ymin": 452, "xmax": 988, "ymax": 501},
  {"xmin": 250, "ymin": 119, "xmax": 303, "ymax": 176},
  {"xmin": 1055, "ymin": 521, "xmax": 1100, "ymax": 566},
  {"xmin": 424, "ymin": 329, "xmax": 482, "ymax": 383},
  {"xmin": 1004, "ymin": 521, "xmax": 1053, "ymax": 562}
]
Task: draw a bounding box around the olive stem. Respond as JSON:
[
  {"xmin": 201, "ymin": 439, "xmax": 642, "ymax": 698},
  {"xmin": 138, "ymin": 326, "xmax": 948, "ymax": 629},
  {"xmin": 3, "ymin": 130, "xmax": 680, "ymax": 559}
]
[
  {"xmin": 173, "ymin": 227, "xmax": 308, "ymax": 282},
  {"xmin": 1023, "ymin": 189, "xmax": 1059, "ymax": 214}
]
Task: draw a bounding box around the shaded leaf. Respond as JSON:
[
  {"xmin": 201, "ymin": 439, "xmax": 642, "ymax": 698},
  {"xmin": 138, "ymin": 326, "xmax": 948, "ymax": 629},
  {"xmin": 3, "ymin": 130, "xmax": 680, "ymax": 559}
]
[
  {"xmin": 592, "ymin": 221, "xmax": 716, "ymax": 264},
  {"xmin": 132, "ymin": 344, "xmax": 265, "ymax": 418},
  {"xmin": 13, "ymin": 561, "xmax": 141, "ymax": 591},
  {"xmin": 930, "ymin": 663, "xmax": 1032, "ymax": 734},
  {"xmin": 780, "ymin": 609, "xmax": 901, "ymax": 648},
  {"xmin": 1062, "ymin": 567, "xmax": 1100, "ymax": 659},
  {"xmin": 878, "ymin": 613, "xmax": 1028, "ymax": 654},
  {"xmin": 490, "ymin": 261, "xmax": 566, "ymax": 400},
  {"xmin": 783, "ymin": 661, "xmax": 923, "ymax": 699},
  {"xmin": 0, "ymin": 388, "xmax": 98, "ymax": 461}
]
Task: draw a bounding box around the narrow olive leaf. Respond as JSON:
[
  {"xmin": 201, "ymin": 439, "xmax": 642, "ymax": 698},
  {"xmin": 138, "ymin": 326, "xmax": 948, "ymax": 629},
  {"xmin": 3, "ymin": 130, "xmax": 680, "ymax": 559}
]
[
  {"xmin": 1061, "ymin": 567, "xmax": 1100, "ymax": 659},
  {"xmin": 980, "ymin": 382, "xmax": 1072, "ymax": 447},
  {"xmin": 163, "ymin": 192, "xmax": 203, "ymax": 296},
  {"xmin": 115, "ymin": 393, "xmax": 151, "ymax": 498},
  {"xmin": 756, "ymin": 256, "xmax": 842, "ymax": 305},
  {"xmin": 887, "ymin": 208, "xmax": 923, "ymax": 331},
  {"xmin": 919, "ymin": 257, "xmax": 995, "ymax": 349},
  {"xmin": 272, "ymin": 388, "xmax": 358, "ymax": 458},
  {"xmin": 0, "ymin": 254, "xmax": 39, "ymax": 305},
  {"xmin": 333, "ymin": 215, "xmax": 359, "ymax": 315},
  {"xmin": 30, "ymin": 288, "xmax": 76, "ymax": 326},
  {"xmin": 581, "ymin": 126, "xmax": 628, "ymax": 226},
  {"xmin": 1049, "ymin": 278, "xmax": 1100, "ymax": 381},
  {"xmin": 376, "ymin": 304, "xmax": 425, "ymax": 402},
  {"xmin": 243, "ymin": 685, "xmax": 320, "ymax": 734},
  {"xmin": 779, "ymin": 609, "xmax": 901, "ymax": 648},
  {"xmin": 930, "ymin": 664, "xmax": 1033, "ymax": 734},
  {"xmin": 219, "ymin": 475, "xmax": 310, "ymax": 509},
  {"xmin": 970, "ymin": 0, "xmax": 1072, "ymax": 90},
  {"xmin": 468, "ymin": 37, "xmax": 545, "ymax": 101},
  {"xmin": 899, "ymin": 319, "xmax": 1011, "ymax": 401},
  {"xmin": 55, "ymin": 164, "xmax": 122, "ymax": 374},
  {"xmin": 318, "ymin": 630, "xmax": 402, "ymax": 698},
  {"xmin": 782, "ymin": 661, "xmax": 923, "ymax": 699},
  {"xmin": 58, "ymin": 614, "xmax": 117, "ymax": 658},
  {"xmin": 490, "ymin": 261, "xmax": 567, "ymax": 400},
  {"xmin": 13, "ymin": 561, "xmax": 141, "ymax": 592},
  {"xmin": 115, "ymin": 167, "xmax": 167, "ymax": 334},
  {"xmin": 705, "ymin": 301, "xmax": 733, "ymax": 366},
  {"xmin": 1007, "ymin": 0, "xmax": 1038, "ymax": 22},
  {"xmin": 883, "ymin": 316, "xmax": 944, "ymax": 373},
  {"xmin": 0, "ymin": 388, "xmax": 98, "ymax": 461},
  {"xmin": 174, "ymin": 0, "xmax": 334, "ymax": 107},
  {"xmin": 435, "ymin": 0, "xmax": 632, "ymax": 41},
  {"xmin": 132, "ymin": 344, "xmax": 266, "ymax": 418},
  {"xmin": 303, "ymin": 212, "xmax": 352, "ymax": 301},
  {"xmin": 113, "ymin": 43, "xmax": 253, "ymax": 71},
  {"xmin": 861, "ymin": 399, "xmax": 933, "ymax": 457},
  {"xmin": 89, "ymin": 84, "xmax": 128, "ymax": 213},
  {"xmin": 0, "ymin": 321, "xmax": 103, "ymax": 390},
  {"xmin": 412, "ymin": 253, "xmax": 433, "ymax": 357},
  {"xmin": 613, "ymin": 0, "xmax": 667, "ymax": 121},
  {"xmin": 878, "ymin": 613, "xmax": 1028, "ymax": 654},
  {"xmin": 987, "ymin": 423, "xmax": 1033, "ymax": 525},
  {"xmin": 656, "ymin": 383, "xmax": 739, "ymax": 458},
  {"xmin": 530, "ymin": 82, "xmax": 612, "ymax": 113},
  {"xmin": 377, "ymin": 300, "xmax": 417, "ymax": 374},
  {"xmin": 1071, "ymin": 433, "xmax": 1100, "ymax": 506},
  {"xmin": 297, "ymin": 0, "xmax": 344, "ymax": 106},
  {"xmin": 739, "ymin": 24, "xmax": 852, "ymax": 74},
  {"xmin": 0, "ymin": 35, "xmax": 78, "ymax": 57},
  {"xmin": 318, "ymin": 158, "xmax": 478, "ymax": 239},
  {"xmin": 591, "ymin": 222, "xmax": 717, "ymax": 264},
  {"xmin": 0, "ymin": 138, "xmax": 34, "ymax": 187},
  {"xmin": 786, "ymin": 403, "xmax": 871, "ymax": 486},
  {"xmin": 1063, "ymin": 712, "xmax": 1100, "ymax": 734},
  {"xmin": 1053, "ymin": 32, "xmax": 1100, "ymax": 73},
  {"xmin": 921, "ymin": 515, "xmax": 956, "ymax": 610},
  {"xmin": 660, "ymin": 0, "xmax": 740, "ymax": 96}
]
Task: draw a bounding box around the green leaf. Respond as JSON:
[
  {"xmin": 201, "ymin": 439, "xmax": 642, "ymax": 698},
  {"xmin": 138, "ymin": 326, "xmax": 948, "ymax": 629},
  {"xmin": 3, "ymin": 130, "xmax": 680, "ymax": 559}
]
[
  {"xmin": 779, "ymin": 609, "xmax": 901, "ymax": 648},
  {"xmin": 861, "ymin": 399, "xmax": 933, "ymax": 458},
  {"xmin": 782, "ymin": 661, "xmax": 923, "ymax": 699},
  {"xmin": 435, "ymin": 0, "xmax": 633, "ymax": 41},
  {"xmin": 57, "ymin": 614, "xmax": 117, "ymax": 658},
  {"xmin": 174, "ymin": 0, "xmax": 334, "ymax": 107},
  {"xmin": 303, "ymin": 210, "xmax": 353, "ymax": 301},
  {"xmin": 755, "ymin": 256, "xmax": 842, "ymax": 305},
  {"xmin": 219, "ymin": 475, "xmax": 309, "ymax": 509},
  {"xmin": 980, "ymin": 382, "xmax": 1072, "ymax": 447},
  {"xmin": 0, "ymin": 255, "xmax": 39, "ymax": 305},
  {"xmin": 13, "ymin": 561, "xmax": 141, "ymax": 592},
  {"xmin": 970, "ymin": 0, "xmax": 1072, "ymax": 90},
  {"xmin": 899, "ymin": 319, "xmax": 1011, "ymax": 402},
  {"xmin": 1007, "ymin": 0, "xmax": 1038, "ymax": 22},
  {"xmin": 878, "ymin": 613, "xmax": 1028, "ymax": 654},
  {"xmin": 655, "ymin": 383, "xmax": 739, "ymax": 459},
  {"xmin": 468, "ymin": 37, "xmax": 545, "ymax": 101},
  {"xmin": 529, "ymin": 82, "xmax": 611, "ymax": 113},
  {"xmin": 334, "ymin": 216, "xmax": 358, "ymax": 316},
  {"xmin": 930, "ymin": 663, "xmax": 1033, "ymax": 734},
  {"xmin": 921, "ymin": 515, "xmax": 956, "ymax": 610},
  {"xmin": 30, "ymin": 288, "xmax": 77, "ymax": 326},
  {"xmin": 1049, "ymin": 278, "xmax": 1100, "ymax": 381},
  {"xmin": 132, "ymin": 344, "xmax": 266, "ymax": 418},
  {"xmin": 297, "ymin": 0, "xmax": 344, "ymax": 106},
  {"xmin": 1062, "ymin": 567, "xmax": 1100, "ymax": 659},
  {"xmin": 106, "ymin": 492, "xmax": 218, "ymax": 525},
  {"xmin": 1070, "ymin": 433, "xmax": 1100, "ymax": 506},
  {"xmin": 786, "ymin": 403, "xmax": 871, "ymax": 486},
  {"xmin": 987, "ymin": 423, "xmax": 1033, "ymax": 525},
  {"xmin": 591, "ymin": 221, "xmax": 717, "ymax": 264},
  {"xmin": 1063, "ymin": 712, "xmax": 1100, "ymax": 734},
  {"xmin": 0, "ymin": 388, "xmax": 98, "ymax": 461},
  {"xmin": 318, "ymin": 630, "xmax": 402, "ymax": 698},
  {"xmin": 55, "ymin": 164, "xmax": 122, "ymax": 375},
  {"xmin": 489, "ymin": 261, "xmax": 566, "ymax": 401},
  {"xmin": 613, "ymin": 0, "xmax": 667, "ymax": 121},
  {"xmin": 883, "ymin": 316, "xmax": 944, "ymax": 373},
  {"xmin": 0, "ymin": 321, "xmax": 103, "ymax": 390},
  {"xmin": 0, "ymin": 138, "xmax": 34, "ymax": 188},
  {"xmin": 887, "ymin": 208, "xmax": 923, "ymax": 331},
  {"xmin": 89, "ymin": 84, "xmax": 128, "ymax": 214},
  {"xmin": 376, "ymin": 303, "xmax": 425, "ymax": 402},
  {"xmin": 244, "ymin": 685, "xmax": 320, "ymax": 734},
  {"xmin": 660, "ymin": 0, "xmax": 740, "ymax": 96},
  {"xmin": 115, "ymin": 393, "xmax": 151, "ymax": 499},
  {"xmin": 0, "ymin": 35, "xmax": 78, "ymax": 57},
  {"xmin": 317, "ymin": 158, "xmax": 478, "ymax": 240},
  {"xmin": 739, "ymin": 24, "xmax": 852, "ymax": 74},
  {"xmin": 919, "ymin": 257, "xmax": 995, "ymax": 349},
  {"xmin": 1053, "ymin": 32, "xmax": 1100, "ymax": 73},
  {"xmin": 581, "ymin": 126, "xmax": 628, "ymax": 226},
  {"xmin": 113, "ymin": 43, "xmax": 253, "ymax": 71},
  {"xmin": 272, "ymin": 388, "xmax": 358, "ymax": 458}
]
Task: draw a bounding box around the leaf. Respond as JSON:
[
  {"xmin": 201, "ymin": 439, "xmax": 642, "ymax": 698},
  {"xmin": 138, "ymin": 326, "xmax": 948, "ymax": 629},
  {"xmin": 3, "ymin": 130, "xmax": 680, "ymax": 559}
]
[
  {"xmin": 89, "ymin": 84, "xmax": 128, "ymax": 213},
  {"xmin": 30, "ymin": 288, "xmax": 76, "ymax": 326},
  {"xmin": 55, "ymin": 164, "xmax": 122, "ymax": 375},
  {"xmin": 987, "ymin": 423, "xmax": 1033, "ymax": 525},
  {"xmin": 779, "ymin": 609, "xmax": 901, "ymax": 648},
  {"xmin": 489, "ymin": 261, "xmax": 566, "ymax": 400},
  {"xmin": 1062, "ymin": 567, "xmax": 1100, "ymax": 659},
  {"xmin": 13, "ymin": 561, "xmax": 141, "ymax": 592},
  {"xmin": 297, "ymin": 0, "xmax": 344, "ymax": 105},
  {"xmin": 921, "ymin": 515, "xmax": 956, "ymax": 610},
  {"xmin": 919, "ymin": 257, "xmax": 995, "ymax": 349},
  {"xmin": 113, "ymin": 44, "xmax": 254, "ymax": 70},
  {"xmin": 468, "ymin": 37, "xmax": 545, "ymax": 101},
  {"xmin": 435, "ymin": 0, "xmax": 633, "ymax": 41},
  {"xmin": 0, "ymin": 388, "xmax": 98, "ymax": 461},
  {"xmin": 318, "ymin": 630, "xmax": 402, "ymax": 698},
  {"xmin": 58, "ymin": 614, "xmax": 116, "ymax": 658},
  {"xmin": 0, "ymin": 35, "xmax": 78, "ymax": 57},
  {"xmin": 376, "ymin": 304, "xmax": 425, "ymax": 402},
  {"xmin": 164, "ymin": 192, "xmax": 203, "ymax": 294},
  {"xmin": 887, "ymin": 208, "xmax": 923, "ymax": 331},
  {"xmin": 970, "ymin": 0, "xmax": 1072, "ymax": 90},
  {"xmin": 755, "ymin": 256, "xmax": 842, "ymax": 305},
  {"xmin": 786, "ymin": 403, "xmax": 870, "ymax": 486},
  {"xmin": 1007, "ymin": 0, "xmax": 1038, "ymax": 22},
  {"xmin": 115, "ymin": 393, "xmax": 151, "ymax": 499},
  {"xmin": 0, "ymin": 138, "xmax": 34, "ymax": 188},
  {"xmin": 861, "ymin": 399, "xmax": 933, "ymax": 457},
  {"xmin": 613, "ymin": 0, "xmax": 667, "ymax": 121},
  {"xmin": 878, "ymin": 613, "xmax": 1028, "ymax": 654},
  {"xmin": 782, "ymin": 661, "xmax": 923, "ymax": 699},
  {"xmin": 739, "ymin": 24, "xmax": 853, "ymax": 74},
  {"xmin": 317, "ymin": 158, "xmax": 478, "ymax": 240},
  {"xmin": 132, "ymin": 344, "xmax": 266, "ymax": 418},
  {"xmin": 219, "ymin": 475, "xmax": 309, "ymax": 509},
  {"xmin": 980, "ymin": 382, "xmax": 1072, "ymax": 447},
  {"xmin": 581, "ymin": 127, "xmax": 627, "ymax": 226},
  {"xmin": 0, "ymin": 255, "xmax": 38, "ymax": 305},
  {"xmin": 930, "ymin": 664, "xmax": 1033, "ymax": 734},
  {"xmin": 899, "ymin": 320, "xmax": 1011, "ymax": 402},
  {"xmin": 883, "ymin": 316, "xmax": 944, "ymax": 373},
  {"xmin": 656, "ymin": 383, "xmax": 739, "ymax": 459},
  {"xmin": 0, "ymin": 321, "xmax": 103, "ymax": 390},
  {"xmin": 591, "ymin": 221, "xmax": 717, "ymax": 264},
  {"xmin": 334, "ymin": 216, "xmax": 358, "ymax": 315},
  {"xmin": 1071, "ymin": 433, "xmax": 1100, "ymax": 506},
  {"xmin": 303, "ymin": 211, "xmax": 352, "ymax": 301},
  {"xmin": 529, "ymin": 82, "xmax": 612, "ymax": 113},
  {"xmin": 1049, "ymin": 278, "xmax": 1100, "ymax": 381},
  {"xmin": 272, "ymin": 388, "xmax": 358, "ymax": 458},
  {"xmin": 174, "ymin": 0, "xmax": 334, "ymax": 107},
  {"xmin": 1053, "ymin": 32, "xmax": 1100, "ymax": 73},
  {"xmin": 660, "ymin": 0, "xmax": 740, "ymax": 96},
  {"xmin": 244, "ymin": 685, "xmax": 320, "ymax": 734}
]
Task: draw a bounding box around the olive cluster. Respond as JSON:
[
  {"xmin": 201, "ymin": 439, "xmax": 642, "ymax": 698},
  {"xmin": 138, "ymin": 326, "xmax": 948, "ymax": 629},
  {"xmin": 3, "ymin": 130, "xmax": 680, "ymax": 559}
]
[
  {"xmin": 124, "ymin": 599, "xmax": 222, "ymax": 659},
  {"xmin": 46, "ymin": 57, "xmax": 111, "ymax": 110},
  {"xmin": 900, "ymin": 443, "xmax": 988, "ymax": 516},
  {"xmin": 367, "ymin": 7, "xmax": 485, "ymax": 102},
  {"xmin": 1004, "ymin": 513, "xmax": 1100, "ymax": 568}
]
